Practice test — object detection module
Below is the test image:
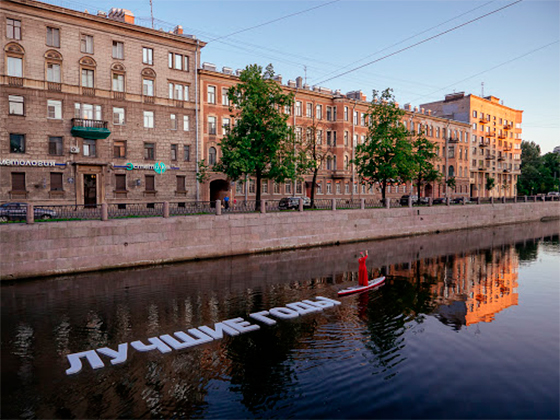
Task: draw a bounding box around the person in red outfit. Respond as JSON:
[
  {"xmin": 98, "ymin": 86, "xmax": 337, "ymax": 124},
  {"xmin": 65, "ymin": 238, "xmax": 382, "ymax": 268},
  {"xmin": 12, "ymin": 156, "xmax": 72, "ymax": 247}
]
[{"xmin": 358, "ymin": 250, "xmax": 369, "ymax": 286}]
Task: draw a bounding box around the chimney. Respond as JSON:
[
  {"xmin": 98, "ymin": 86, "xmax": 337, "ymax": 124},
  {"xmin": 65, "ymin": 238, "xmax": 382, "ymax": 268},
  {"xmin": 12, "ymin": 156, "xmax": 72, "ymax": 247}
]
[
  {"xmin": 97, "ymin": 10, "xmax": 107, "ymax": 17},
  {"xmin": 222, "ymin": 67, "xmax": 233, "ymax": 75},
  {"xmin": 173, "ymin": 25, "xmax": 183, "ymax": 35},
  {"xmin": 303, "ymin": 83, "xmax": 310, "ymax": 90},
  {"xmin": 404, "ymin": 103, "xmax": 412, "ymax": 111},
  {"xmin": 202, "ymin": 62, "xmax": 216, "ymax": 71},
  {"xmin": 296, "ymin": 76, "xmax": 303, "ymax": 89},
  {"xmin": 427, "ymin": 110, "xmax": 432, "ymax": 116},
  {"xmin": 108, "ymin": 8, "xmax": 135, "ymax": 24},
  {"xmin": 421, "ymin": 108, "xmax": 425, "ymax": 114},
  {"xmin": 287, "ymin": 80, "xmax": 296, "ymax": 88},
  {"xmin": 414, "ymin": 106, "xmax": 419, "ymax": 113},
  {"xmin": 273, "ymin": 75, "xmax": 282, "ymax": 83}
]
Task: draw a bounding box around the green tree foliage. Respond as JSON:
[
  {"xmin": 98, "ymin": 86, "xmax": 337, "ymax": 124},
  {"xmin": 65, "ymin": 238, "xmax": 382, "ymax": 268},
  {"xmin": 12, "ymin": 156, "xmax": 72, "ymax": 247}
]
[
  {"xmin": 517, "ymin": 141, "xmax": 560, "ymax": 195},
  {"xmin": 485, "ymin": 177, "xmax": 495, "ymax": 192},
  {"xmin": 216, "ymin": 64, "xmax": 298, "ymax": 208},
  {"xmin": 353, "ymin": 88, "xmax": 414, "ymax": 200},
  {"xmin": 411, "ymin": 131, "xmax": 440, "ymax": 197}
]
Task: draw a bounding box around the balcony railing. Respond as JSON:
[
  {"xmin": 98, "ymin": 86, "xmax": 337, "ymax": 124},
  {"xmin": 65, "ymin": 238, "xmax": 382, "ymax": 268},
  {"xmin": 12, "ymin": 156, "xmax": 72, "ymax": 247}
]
[
  {"xmin": 479, "ymin": 142, "xmax": 489, "ymax": 148},
  {"xmin": 504, "ymin": 123, "xmax": 513, "ymax": 130},
  {"xmin": 72, "ymin": 119, "xmax": 108, "ymax": 129},
  {"xmin": 485, "ymin": 155, "xmax": 496, "ymax": 160},
  {"xmin": 485, "ymin": 131, "xmax": 495, "ymax": 137},
  {"xmin": 82, "ymin": 87, "xmax": 95, "ymax": 96},
  {"xmin": 47, "ymin": 82, "xmax": 62, "ymax": 92},
  {"xmin": 448, "ymin": 137, "xmax": 459, "ymax": 143},
  {"xmin": 71, "ymin": 118, "xmax": 111, "ymax": 140},
  {"xmin": 112, "ymin": 91, "xmax": 126, "ymax": 100},
  {"xmin": 479, "ymin": 117, "xmax": 489, "ymax": 124}
]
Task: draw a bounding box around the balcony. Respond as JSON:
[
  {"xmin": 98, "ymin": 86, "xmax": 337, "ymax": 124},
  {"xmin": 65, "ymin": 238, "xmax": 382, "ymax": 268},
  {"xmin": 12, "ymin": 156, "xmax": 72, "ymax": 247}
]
[
  {"xmin": 47, "ymin": 82, "xmax": 62, "ymax": 92},
  {"xmin": 497, "ymin": 156, "xmax": 505, "ymax": 161},
  {"xmin": 8, "ymin": 76, "xmax": 23, "ymax": 87},
  {"xmin": 485, "ymin": 155, "xmax": 496, "ymax": 161},
  {"xmin": 479, "ymin": 142, "xmax": 489, "ymax": 148},
  {"xmin": 143, "ymin": 95, "xmax": 155, "ymax": 104},
  {"xmin": 332, "ymin": 169, "xmax": 350, "ymax": 179},
  {"xmin": 112, "ymin": 91, "xmax": 126, "ymax": 100},
  {"xmin": 485, "ymin": 131, "xmax": 495, "ymax": 138},
  {"xmin": 81, "ymin": 87, "xmax": 95, "ymax": 97},
  {"xmin": 448, "ymin": 137, "xmax": 459, "ymax": 143},
  {"xmin": 503, "ymin": 169, "xmax": 511, "ymax": 173},
  {"xmin": 479, "ymin": 117, "xmax": 489, "ymax": 124},
  {"xmin": 498, "ymin": 133, "xmax": 506, "ymax": 140},
  {"xmin": 504, "ymin": 146, "xmax": 512, "ymax": 152},
  {"xmin": 71, "ymin": 118, "xmax": 111, "ymax": 140},
  {"xmin": 504, "ymin": 123, "xmax": 513, "ymax": 130}
]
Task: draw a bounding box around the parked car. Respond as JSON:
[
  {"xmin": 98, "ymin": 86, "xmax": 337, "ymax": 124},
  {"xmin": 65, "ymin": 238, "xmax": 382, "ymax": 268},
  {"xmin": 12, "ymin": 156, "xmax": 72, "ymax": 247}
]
[
  {"xmin": 451, "ymin": 197, "xmax": 471, "ymax": 204},
  {"xmin": 0, "ymin": 203, "xmax": 57, "ymax": 222},
  {"xmin": 432, "ymin": 197, "xmax": 446, "ymax": 205},
  {"xmin": 278, "ymin": 196, "xmax": 311, "ymax": 210},
  {"xmin": 399, "ymin": 195, "xmax": 429, "ymax": 206}
]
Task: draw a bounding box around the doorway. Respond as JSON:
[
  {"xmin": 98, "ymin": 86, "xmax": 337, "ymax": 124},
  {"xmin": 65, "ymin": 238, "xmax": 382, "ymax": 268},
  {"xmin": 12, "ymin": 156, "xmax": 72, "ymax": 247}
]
[
  {"xmin": 84, "ymin": 174, "xmax": 97, "ymax": 207},
  {"xmin": 210, "ymin": 179, "xmax": 230, "ymax": 206}
]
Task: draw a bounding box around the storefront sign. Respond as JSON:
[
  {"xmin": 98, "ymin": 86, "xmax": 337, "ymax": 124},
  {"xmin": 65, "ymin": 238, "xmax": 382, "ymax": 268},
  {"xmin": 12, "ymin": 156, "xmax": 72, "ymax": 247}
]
[
  {"xmin": 112, "ymin": 162, "xmax": 179, "ymax": 172},
  {"xmin": 0, "ymin": 159, "xmax": 66, "ymax": 167},
  {"xmin": 64, "ymin": 296, "xmax": 341, "ymax": 375}
]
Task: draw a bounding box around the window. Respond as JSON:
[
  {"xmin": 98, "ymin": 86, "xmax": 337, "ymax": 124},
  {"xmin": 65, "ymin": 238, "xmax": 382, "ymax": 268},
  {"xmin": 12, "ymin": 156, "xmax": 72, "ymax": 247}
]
[
  {"xmin": 344, "ymin": 106, "xmax": 349, "ymax": 121},
  {"xmin": 7, "ymin": 18, "xmax": 21, "ymax": 40},
  {"xmin": 183, "ymin": 115, "xmax": 190, "ymax": 131},
  {"xmin": 327, "ymin": 182, "xmax": 332, "ymax": 194},
  {"xmin": 344, "ymin": 131, "xmax": 349, "ymax": 146},
  {"xmin": 262, "ymin": 181, "xmax": 268, "ymax": 194},
  {"xmin": 345, "ymin": 183, "xmax": 350, "ymax": 194},
  {"xmin": 209, "ymin": 147, "xmax": 217, "ymax": 165},
  {"xmin": 345, "ymin": 155, "xmax": 349, "ymax": 169},
  {"xmin": 222, "ymin": 118, "xmax": 230, "ymax": 135},
  {"xmin": 296, "ymin": 183, "xmax": 302, "ymax": 194},
  {"xmin": 80, "ymin": 34, "xmax": 93, "ymax": 54},
  {"xmin": 143, "ymin": 111, "xmax": 154, "ymax": 128},
  {"xmin": 183, "ymin": 145, "xmax": 190, "ymax": 161},
  {"xmin": 10, "ymin": 134, "xmax": 25, "ymax": 153},
  {"xmin": 316, "ymin": 105, "xmax": 322, "ymax": 119},
  {"xmin": 237, "ymin": 182, "xmax": 245, "ymax": 194},
  {"xmin": 50, "ymin": 173, "xmax": 63, "ymax": 191},
  {"xmin": 176, "ymin": 175, "xmax": 186, "ymax": 192},
  {"xmin": 7, "ymin": 56, "xmax": 23, "ymax": 77},
  {"xmin": 11, "ymin": 173, "xmax": 25, "ymax": 192},
  {"xmin": 144, "ymin": 143, "xmax": 155, "ymax": 160},
  {"xmin": 336, "ymin": 183, "xmax": 341, "ymax": 194},
  {"xmin": 285, "ymin": 182, "xmax": 291, "ymax": 195},
  {"xmin": 208, "ymin": 116, "xmax": 216, "ymax": 134},
  {"xmin": 113, "ymin": 107, "xmax": 125, "ymax": 125},
  {"xmin": 47, "ymin": 63, "xmax": 61, "ymax": 82},
  {"xmin": 83, "ymin": 139, "xmax": 96, "ymax": 156},
  {"xmin": 115, "ymin": 174, "xmax": 126, "ymax": 191},
  {"xmin": 222, "ymin": 88, "xmax": 230, "ymax": 106},
  {"xmin": 295, "ymin": 101, "xmax": 302, "ymax": 116},
  {"xmin": 306, "ymin": 103, "xmax": 313, "ymax": 118},
  {"xmin": 112, "ymin": 41, "xmax": 124, "ymax": 59},
  {"xmin": 48, "ymin": 136, "xmax": 63, "ymax": 155},
  {"xmin": 169, "ymin": 82, "xmax": 189, "ymax": 101},
  {"xmin": 112, "ymin": 73, "xmax": 124, "ymax": 92},
  {"xmin": 326, "ymin": 106, "xmax": 332, "ymax": 121},
  {"xmin": 353, "ymin": 111, "xmax": 358, "ymax": 125},
  {"xmin": 472, "ymin": 110, "xmax": 477, "ymax": 118},
  {"xmin": 168, "ymin": 52, "xmax": 187, "ymax": 70},
  {"xmin": 317, "ymin": 181, "xmax": 322, "ymax": 194},
  {"xmin": 143, "ymin": 78, "xmax": 154, "ymax": 96},
  {"xmin": 145, "ymin": 175, "xmax": 155, "ymax": 191},
  {"xmin": 208, "ymin": 86, "xmax": 216, "ymax": 104},
  {"xmin": 273, "ymin": 182, "xmax": 280, "ymax": 194},
  {"xmin": 114, "ymin": 140, "xmax": 126, "ymax": 158},
  {"xmin": 47, "ymin": 27, "xmax": 60, "ymax": 47},
  {"xmin": 9, "ymin": 95, "xmax": 24, "ymax": 115},
  {"xmin": 361, "ymin": 113, "xmax": 366, "ymax": 126},
  {"xmin": 143, "ymin": 47, "xmax": 153, "ymax": 65},
  {"xmin": 75, "ymin": 103, "xmax": 101, "ymax": 120},
  {"xmin": 171, "ymin": 144, "xmax": 178, "ymax": 161},
  {"xmin": 249, "ymin": 179, "xmax": 256, "ymax": 194},
  {"xmin": 81, "ymin": 69, "xmax": 94, "ymax": 88},
  {"xmin": 170, "ymin": 114, "xmax": 177, "ymax": 130}
]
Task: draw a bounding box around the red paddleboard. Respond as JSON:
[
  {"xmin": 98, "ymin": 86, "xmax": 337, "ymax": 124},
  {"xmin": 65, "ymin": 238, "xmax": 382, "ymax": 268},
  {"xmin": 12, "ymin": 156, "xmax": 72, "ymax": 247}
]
[{"xmin": 337, "ymin": 276, "xmax": 385, "ymax": 296}]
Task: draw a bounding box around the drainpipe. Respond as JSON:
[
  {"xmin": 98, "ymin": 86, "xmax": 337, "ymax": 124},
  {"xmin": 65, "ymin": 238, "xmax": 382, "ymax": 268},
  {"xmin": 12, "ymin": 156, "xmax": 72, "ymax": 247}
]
[
  {"xmin": 351, "ymin": 100, "xmax": 356, "ymax": 200},
  {"xmin": 293, "ymin": 89, "xmax": 297, "ymax": 196},
  {"xmin": 445, "ymin": 120, "xmax": 450, "ymax": 199},
  {"xmin": 195, "ymin": 39, "xmax": 200, "ymax": 202}
]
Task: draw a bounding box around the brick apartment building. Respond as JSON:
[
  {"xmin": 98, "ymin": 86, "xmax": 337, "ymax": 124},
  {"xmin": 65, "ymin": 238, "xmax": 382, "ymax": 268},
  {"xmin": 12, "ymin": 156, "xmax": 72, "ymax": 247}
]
[
  {"xmin": 421, "ymin": 93, "xmax": 523, "ymax": 198},
  {"xmin": 2, "ymin": 0, "xmax": 514, "ymax": 207},
  {"xmin": 1, "ymin": 0, "xmax": 204, "ymax": 206},
  {"xmin": 199, "ymin": 64, "xmax": 471, "ymax": 203}
]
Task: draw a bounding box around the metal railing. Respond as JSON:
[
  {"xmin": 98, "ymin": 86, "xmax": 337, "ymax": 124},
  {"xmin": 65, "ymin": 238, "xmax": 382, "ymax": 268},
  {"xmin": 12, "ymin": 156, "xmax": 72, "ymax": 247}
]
[{"xmin": 1, "ymin": 196, "xmax": 557, "ymax": 224}]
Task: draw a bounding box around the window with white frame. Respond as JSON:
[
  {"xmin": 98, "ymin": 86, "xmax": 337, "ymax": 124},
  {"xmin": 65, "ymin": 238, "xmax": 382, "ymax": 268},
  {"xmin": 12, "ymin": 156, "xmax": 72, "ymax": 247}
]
[
  {"xmin": 169, "ymin": 82, "xmax": 189, "ymax": 101},
  {"xmin": 208, "ymin": 116, "xmax": 217, "ymax": 134},
  {"xmin": 262, "ymin": 181, "xmax": 269, "ymax": 194},
  {"xmin": 81, "ymin": 69, "xmax": 94, "ymax": 88},
  {"xmin": 285, "ymin": 182, "xmax": 291, "ymax": 195},
  {"xmin": 143, "ymin": 78, "xmax": 154, "ymax": 96},
  {"xmin": 344, "ymin": 106, "xmax": 349, "ymax": 121},
  {"xmin": 222, "ymin": 88, "xmax": 230, "ymax": 106},
  {"xmin": 295, "ymin": 101, "xmax": 302, "ymax": 116},
  {"xmin": 47, "ymin": 100, "xmax": 62, "ymax": 119},
  {"xmin": 74, "ymin": 103, "xmax": 101, "ymax": 120},
  {"xmin": 80, "ymin": 34, "xmax": 93, "ymax": 54},
  {"xmin": 170, "ymin": 114, "xmax": 177, "ymax": 130},
  {"xmin": 142, "ymin": 47, "xmax": 153, "ymax": 65},
  {"xmin": 7, "ymin": 18, "xmax": 22, "ymax": 40},
  {"xmin": 83, "ymin": 139, "xmax": 96, "ymax": 156},
  {"xmin": 7, "ymin": 56, "xmax": 23, "ymax": 77},
  {"xmin": 306, "ymin": 103, "xmax": 313, "ymax": 118},
  {"xmin": 236, "ymin": 182, "xmax": 245, "ymax": 194},
  {"xmin": 47, "ymin": 27, "xmax": 60, "ymax": 47},
  {"xmin": 112, "ymin": 73, "xmax": 124, "ymax": 92},
  {"xmin": 327, "ymin": 182, "xmax": 332, "ymax": 194},
  {"xmin": 9, "ymin": 95, "xmax": 24, "ymax": 115},
  {"xmin": 316, "ymin": 104, "xmax": 322, "ymax": 119},
  {"xmin": 168, "ymin": 52, "xmax": 188, "ymax": 71},
  {"xmin": 207, "ymin": 86, "xmax": 216, "ymax": 104},
  {"xmin": 361, "ymin": 113, "xmax": 366, "ymax": 126},
  {"xmin": 112, "ymin": 107, "xmax": 125, "ymax": 125},
  {"xmin": 353, "ymin": 111, "xmax": 358, "ymax": 125},
  {"xmin": 47, "ymin": 63, "xmax": 61, "ymax": 83},
  {"xmin": 222, "ymin": 117, "xmax": 230, "ymax": 135},
  {"xmin": 112, "ymin": 41, "xmax": 124, "ymax": 59},
  {"xmin": 143, "ymin": 111, "xmax": 154, "ymax": 128},
  {"xmin": 183, "ymin": 115, "xmax": 190, "ymax": 131}
]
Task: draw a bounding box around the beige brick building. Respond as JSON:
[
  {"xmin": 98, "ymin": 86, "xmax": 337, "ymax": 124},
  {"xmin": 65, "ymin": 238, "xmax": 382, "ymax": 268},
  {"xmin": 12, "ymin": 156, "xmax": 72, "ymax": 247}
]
[
  {"xmin": 421, "ymin": 93, "xmax": 523, "ymax": 198},
  {"xmin": 1, "ymin": 0, "xmax": 204, "ymax": 206}
]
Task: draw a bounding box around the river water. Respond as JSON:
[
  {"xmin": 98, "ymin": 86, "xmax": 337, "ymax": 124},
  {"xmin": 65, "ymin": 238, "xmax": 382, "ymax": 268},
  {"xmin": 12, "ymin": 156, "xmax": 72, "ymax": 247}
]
[{"xmin": 1, "ymin": 221, "xmax": 559, "ymax": 419}]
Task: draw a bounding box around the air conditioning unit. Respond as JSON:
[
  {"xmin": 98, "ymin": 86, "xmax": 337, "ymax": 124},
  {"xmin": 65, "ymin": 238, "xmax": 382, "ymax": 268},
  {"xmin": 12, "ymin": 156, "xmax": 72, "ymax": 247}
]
[{"xmin": 70, "ymin": 146, "xmax": 80, "ymax": 154}]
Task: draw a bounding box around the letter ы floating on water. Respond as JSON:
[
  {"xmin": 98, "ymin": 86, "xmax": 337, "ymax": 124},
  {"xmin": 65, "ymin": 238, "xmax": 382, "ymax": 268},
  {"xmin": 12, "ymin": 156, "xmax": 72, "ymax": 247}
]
[{"xmin": 65, "ymin": 296, "xmax": 341, "ymax": 375}]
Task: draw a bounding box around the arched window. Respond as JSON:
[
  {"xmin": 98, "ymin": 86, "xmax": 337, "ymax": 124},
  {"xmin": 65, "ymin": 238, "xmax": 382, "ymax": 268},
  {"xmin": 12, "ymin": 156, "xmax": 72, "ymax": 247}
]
[
  {"xmin": 333, "ymin": 155, "xmax": 337, "ymax": 170},
  {"xmin": 111, "ymin": 63, "xmax": 126, "ymax": 99},
  {"xmin": 208, "ymin": 147, "xmax": 217, "ymax": 165},
  {"xmin": 344, "ymin": 155, "xmax": 349, "ymax": 170},
  {"xmin": 45, "ymin": 50, "xmax": 62, "ymax": 89},
  {"xmin": 449, "ymin": 165, "xmax": 455, "ymax": 177},
  {"xmin": 141, "ymin": 68, "xmax": 156, "ymax": 102},
  {"xmin": 79, "ymin": 56, "xmax": 96, "ymax": 95},
  {"xmin": 5, "ymin": 42, "xmax": 24, "ymax": 83},
  {"xmin": 326, "ymin": 156, "xmax": 332, "ymax": 170}
]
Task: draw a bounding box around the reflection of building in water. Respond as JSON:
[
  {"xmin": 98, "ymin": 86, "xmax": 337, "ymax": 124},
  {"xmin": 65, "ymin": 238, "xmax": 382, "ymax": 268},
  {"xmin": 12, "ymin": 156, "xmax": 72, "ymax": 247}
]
[{"xmin": 388, "ymin": 245, "xmax": 519, "ymax": 328}]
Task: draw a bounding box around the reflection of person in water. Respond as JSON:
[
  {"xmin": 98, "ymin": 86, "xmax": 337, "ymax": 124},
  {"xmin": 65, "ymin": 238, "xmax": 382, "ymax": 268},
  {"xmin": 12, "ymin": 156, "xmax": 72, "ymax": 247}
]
[{"xmin": 358, "ymin": 250, "xmax": 369, "ymax": 286}]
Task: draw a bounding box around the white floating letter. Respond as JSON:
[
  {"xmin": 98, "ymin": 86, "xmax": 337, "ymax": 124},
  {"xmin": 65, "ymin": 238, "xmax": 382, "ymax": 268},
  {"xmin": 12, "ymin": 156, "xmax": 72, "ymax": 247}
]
[
  {"xmin": 286, "ymin": 301, "xmax": 322, "ymax": 315},
  {"xmin": 269, "ymin": 307, "xmax": 300, "ymax": 319},
  {"xmin": 160, "ymin": 329, "xmax": 213, "ymax": 350},
  {"xmin": 198, "ymin": 322, "xmax": 240, "ymax": 339},
  {"xmin": 249, "ymin": 311, "xmax": 277, "ymax": 326},
  {"xmin": 97, "ymin": 343, "xmax": 128, "ymax": 365},
  {"xmin": 131, "ymin": 337, "xmax": 172, "ymax": 353},
  {"xmin": 223, "ymin": 317, "xmax": 260, "ymax": 334},
  {"xmin": 65, "ymin": 350, "xmax": 104, "ymax": 375}
]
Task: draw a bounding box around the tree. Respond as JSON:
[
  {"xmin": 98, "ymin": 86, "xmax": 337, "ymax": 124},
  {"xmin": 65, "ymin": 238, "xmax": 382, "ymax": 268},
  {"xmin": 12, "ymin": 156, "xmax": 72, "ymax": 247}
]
[
  {"xmin": 411, "ymin": 131, "xmax": 440, "ymax": 198},
  {"xmin": 298, "ymin": 120, "xmax": 334, "ymax": 207},
  {"xmin": 353, "ymin": 88, "xmax": 414, "ymax": 201},
  {"xmin": 216, "ymin": 64, "xmax": 297, "ymax": 210},
  {"xmin": 485, "ymin": 177, "xmax": 495, "ymax": 193},
  {"xmin": 518, "ymin": 141, "xmax": 560, "ymax": 195}
]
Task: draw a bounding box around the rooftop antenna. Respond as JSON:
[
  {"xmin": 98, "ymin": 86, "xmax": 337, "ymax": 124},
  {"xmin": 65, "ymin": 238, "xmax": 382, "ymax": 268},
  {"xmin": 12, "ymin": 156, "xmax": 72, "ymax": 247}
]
[
  {"xmin": 149, "ymin": 0, "xmax": 154, "ymax": 29},
  {"xmin": 481, "ymin": 82, "xmax": 484, "ymax": 97}
]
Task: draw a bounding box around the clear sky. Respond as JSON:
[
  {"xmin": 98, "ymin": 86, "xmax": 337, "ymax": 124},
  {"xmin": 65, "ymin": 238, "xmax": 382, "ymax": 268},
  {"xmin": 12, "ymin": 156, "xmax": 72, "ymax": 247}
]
[{"xmin": 46, "ymin": 0, "xmax": 559, "ymax": 153}]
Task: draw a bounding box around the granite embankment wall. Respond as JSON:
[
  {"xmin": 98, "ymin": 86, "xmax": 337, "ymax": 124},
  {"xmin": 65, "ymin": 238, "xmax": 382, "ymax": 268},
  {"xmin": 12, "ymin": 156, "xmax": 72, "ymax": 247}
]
[{"xmin": 1, "ymin": 202, "xmax": 558, "ymax": 280}]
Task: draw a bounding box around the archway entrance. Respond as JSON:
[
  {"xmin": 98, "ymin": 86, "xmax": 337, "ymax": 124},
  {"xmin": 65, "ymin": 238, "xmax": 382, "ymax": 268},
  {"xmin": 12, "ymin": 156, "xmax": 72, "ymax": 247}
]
[
  {"xmin": 210, "ymin": 179, "xmax": 230, "ymax": 206},
  {"xmin": 424, "ymin": 184, "xmax": 433, "ymax": 198}
]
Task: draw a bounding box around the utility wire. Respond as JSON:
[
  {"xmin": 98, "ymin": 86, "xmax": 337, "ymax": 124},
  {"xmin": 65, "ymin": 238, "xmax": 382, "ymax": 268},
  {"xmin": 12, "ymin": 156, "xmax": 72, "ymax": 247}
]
[
  {"xmin": 315, "ymin": 0, "xmax": 497, "ymax": 82},
  {"xmin": 314, "ymin": 0, "xmax": 523, "ymax": 86},
  {"xmin": 206, "ymin": 0, "xmax": 341, "ymax": 44},
  {"xmin": 410, "ymin": 40, "xmax": 559, "ymax": 103}
]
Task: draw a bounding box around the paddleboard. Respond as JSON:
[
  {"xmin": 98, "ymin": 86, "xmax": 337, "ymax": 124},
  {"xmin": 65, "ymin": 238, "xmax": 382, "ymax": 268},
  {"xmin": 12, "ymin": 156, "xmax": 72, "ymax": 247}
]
[{"xmin": 337, "ymin": 276, "xmax": 385, "ymax": 296}]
